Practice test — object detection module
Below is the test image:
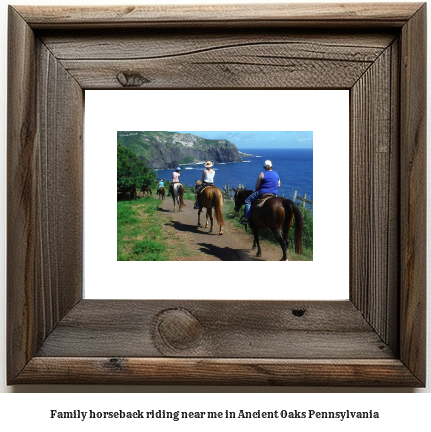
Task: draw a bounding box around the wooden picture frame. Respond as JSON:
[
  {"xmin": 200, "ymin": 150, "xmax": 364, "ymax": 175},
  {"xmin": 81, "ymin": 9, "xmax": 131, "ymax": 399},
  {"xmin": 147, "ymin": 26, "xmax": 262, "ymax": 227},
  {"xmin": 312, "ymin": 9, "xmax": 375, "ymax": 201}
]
[{"xmin": 7, "ymin": 3, "xmax": 426, "ymax": 386}]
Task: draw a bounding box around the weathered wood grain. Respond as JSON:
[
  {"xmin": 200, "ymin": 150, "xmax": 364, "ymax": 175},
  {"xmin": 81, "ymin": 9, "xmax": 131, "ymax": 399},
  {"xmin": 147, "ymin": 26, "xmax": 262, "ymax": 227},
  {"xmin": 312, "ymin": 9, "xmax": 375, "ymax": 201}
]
[
  {"xmin": 350, "ymin": 46, "xmax": 398, "ymax": 346},
  {"xmin": 16, "ymin": 358, "xmax": 423, "ymax": 386},
  {"xmin": 7, "ymin": 3, "xmax": 426, "ymax": 386},
  {"xmin": 36, "ymin": 300, "xmax": 394, "ymax": 359},
  {"xmin": 387, "ymin": 38, "xmax": 401, "ymax": 352},
  {"xmin": 41, "ymin": 30, "xmax": 395, "ymax": 89},
  {"xmin": 40, "ymin": 31, "xmax": 395, "ymax": 60},
  {"xmin": 60, "ymin": 58, "xmax": 371, "ymax": 89},
  {"xmin": 399, "ymin": 4, "xmax": 427, "ymax": 385},
  {"xmin": 7, "ymin": 6, "xmax": 83, "ymax": 382},
  {"xmin": 58, "ymin": 46, "xmax": 382, "ymax": 89},
  {"xmin": 35, "ymin": 40, "xmax": 84, "ymax": 336},
  {"xmin": 7, "ymin": 6, "xmax": 38, "ymax": 382},
  {"xmin": 16, "ymin": 3, "xmax": 423, "ymax": 29}
]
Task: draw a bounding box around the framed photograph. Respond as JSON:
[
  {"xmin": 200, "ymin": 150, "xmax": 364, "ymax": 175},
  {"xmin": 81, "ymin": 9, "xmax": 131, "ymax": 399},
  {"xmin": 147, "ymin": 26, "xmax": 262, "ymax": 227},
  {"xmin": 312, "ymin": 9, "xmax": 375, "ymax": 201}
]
[
  {"xmin": 7, "ymin": 3, "xmax": 426, "ymax": 386},
  {"xmin": 86, "ymin": 89, "xmax": 349, "ymax": 301}
]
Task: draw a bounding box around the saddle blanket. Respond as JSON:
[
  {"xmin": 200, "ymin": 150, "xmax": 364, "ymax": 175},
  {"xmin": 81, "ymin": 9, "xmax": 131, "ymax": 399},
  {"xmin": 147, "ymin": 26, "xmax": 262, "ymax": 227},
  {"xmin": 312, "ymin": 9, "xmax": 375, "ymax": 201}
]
[{"xmin": 253, "ymin": 193, "xmax": 276, "ymax": 208}]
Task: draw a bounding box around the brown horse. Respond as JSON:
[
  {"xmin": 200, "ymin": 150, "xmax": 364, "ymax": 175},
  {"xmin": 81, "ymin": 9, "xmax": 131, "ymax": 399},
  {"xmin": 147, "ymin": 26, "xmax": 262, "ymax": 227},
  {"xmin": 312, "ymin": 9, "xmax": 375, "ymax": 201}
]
[
  {"xmin": 196, "ymin": 181, "xmax": 224, "ymax": 235},
  {"xmin": 157, "ymin": 186, "xmax": 165, "ymax": 200},
  {"xmin": 142, "ymin": 187, "xmax": 152, "ymax": 196},
  {"xmin": 233, "ymin": 188, "xmax": 303, "ymax": 261},
  {"xmin": 172, "ymin": 183, "xmax": 185, "ymax": 211}
]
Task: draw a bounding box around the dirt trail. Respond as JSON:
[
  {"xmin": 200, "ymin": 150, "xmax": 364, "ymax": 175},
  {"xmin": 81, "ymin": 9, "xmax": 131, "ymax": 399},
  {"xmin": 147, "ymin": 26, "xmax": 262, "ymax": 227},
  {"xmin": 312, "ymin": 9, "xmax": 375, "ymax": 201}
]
[{"xmin": 157, "ymin": 195, "xmax": 292, "ymax": 261}]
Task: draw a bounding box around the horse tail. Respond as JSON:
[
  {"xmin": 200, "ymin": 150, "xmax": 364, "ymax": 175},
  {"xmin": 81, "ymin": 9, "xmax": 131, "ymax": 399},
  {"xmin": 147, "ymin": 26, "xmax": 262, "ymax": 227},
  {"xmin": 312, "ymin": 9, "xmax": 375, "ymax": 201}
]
[
  {"xmin": 214, "ymin": 189, "xmax": 224, "ymax": 226},
  {"xmin": 178, "ymin": 184, "xmax": 185, "ymax": 210},
  {"xmin": 283, "ymin": 200, "xmax": 303, "ymax": 254}
]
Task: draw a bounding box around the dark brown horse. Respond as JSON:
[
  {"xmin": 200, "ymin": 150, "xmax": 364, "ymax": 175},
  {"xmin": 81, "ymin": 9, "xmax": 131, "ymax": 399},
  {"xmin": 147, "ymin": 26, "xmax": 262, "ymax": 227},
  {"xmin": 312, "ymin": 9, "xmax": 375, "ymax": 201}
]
[
  {"xmin": 196, "ymin": 181, "xmax": 224, "ymax": 235},
  {"xmin": 141, "ymin": 186, "xmax": 153, "ymax": 196},
  {"xmin": 172, "ymin": 183, "xmax": 185, "ymax": 211},
  {"xmin": 233, "ymin": 188, "xmax": 303, "ymax": 261}
]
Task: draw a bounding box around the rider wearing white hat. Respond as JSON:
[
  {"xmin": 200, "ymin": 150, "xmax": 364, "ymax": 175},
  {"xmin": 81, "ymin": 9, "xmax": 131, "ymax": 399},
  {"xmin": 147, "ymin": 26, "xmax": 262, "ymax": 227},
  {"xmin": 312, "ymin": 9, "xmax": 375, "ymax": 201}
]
[
  {"xmin": 241, "ymin": 159, "xmax": 280, "ymax": 224},
  {"xmin": 194, "ymin": 161, "xmax": 215, "ymax": 209}
]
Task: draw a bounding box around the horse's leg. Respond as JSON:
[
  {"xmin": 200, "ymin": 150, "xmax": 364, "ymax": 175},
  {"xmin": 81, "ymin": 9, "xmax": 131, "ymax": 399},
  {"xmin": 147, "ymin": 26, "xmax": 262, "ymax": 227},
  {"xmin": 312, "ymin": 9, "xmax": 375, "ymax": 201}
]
[
  {"xmin": 219, "ymin": 214, "xmax": 223, "ymax": 235},
  {"xmin": 272, "ymin": 228, "xmax": 288, "ymax": 261},
  {"xmin": 197, "ymin": 207, "xmax": 202, "ymax": 226},
  {"xmin": 251, "ymin": 213, "xmax": 257, "ymax": 249},
  {"xmin": 282, "ymin": 228, "xmax": 290, "ymax": 250},
  {"xmin": 208, "ymin": 208, "xmax": 214, "ymax": 232},
  {"xmin": 204, "ymin": 208, "xmax": 211, "ymax": 229},
  {"xmin": 251, "ymin": 226, "xmax": 261, "ymax": 257},
  {"xmin": 283, "ymin": 206, "xmax": 294, "ymax": 250}
]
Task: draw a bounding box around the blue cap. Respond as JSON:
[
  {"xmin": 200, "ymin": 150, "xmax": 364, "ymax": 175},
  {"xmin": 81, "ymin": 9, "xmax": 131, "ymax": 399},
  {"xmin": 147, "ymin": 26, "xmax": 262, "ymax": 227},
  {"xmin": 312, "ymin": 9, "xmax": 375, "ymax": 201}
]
[{"xmin": 175, "ymin": 167, "xmax": 181, "ymax": 171}]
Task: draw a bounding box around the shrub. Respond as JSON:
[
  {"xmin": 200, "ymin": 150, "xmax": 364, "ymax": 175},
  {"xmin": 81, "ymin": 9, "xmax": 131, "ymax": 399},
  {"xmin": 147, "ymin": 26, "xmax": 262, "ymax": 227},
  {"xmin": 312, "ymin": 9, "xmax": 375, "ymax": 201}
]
[{"xmin": 117, "ymin": 143, "xmax": 156, "ymax": 196}]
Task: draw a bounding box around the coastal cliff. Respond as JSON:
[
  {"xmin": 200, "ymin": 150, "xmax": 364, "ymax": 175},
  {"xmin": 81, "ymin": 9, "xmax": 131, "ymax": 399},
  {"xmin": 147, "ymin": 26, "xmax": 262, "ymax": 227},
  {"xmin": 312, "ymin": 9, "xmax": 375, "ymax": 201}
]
[{"xmin": 117, "ymin": 131, "xmax": 242, "ymax": 169}]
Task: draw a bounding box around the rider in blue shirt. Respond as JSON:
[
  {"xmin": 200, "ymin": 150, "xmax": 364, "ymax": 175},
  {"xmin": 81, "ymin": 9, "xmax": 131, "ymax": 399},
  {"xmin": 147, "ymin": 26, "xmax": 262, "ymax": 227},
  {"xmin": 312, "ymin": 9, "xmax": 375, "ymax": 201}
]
[
  {"xmin": 157, "ymin": 179, "xmax": 164, "ymax": 194},
  {"xmin": 241, "ymin": 160, "xmax": 280, "ymax": 224}
]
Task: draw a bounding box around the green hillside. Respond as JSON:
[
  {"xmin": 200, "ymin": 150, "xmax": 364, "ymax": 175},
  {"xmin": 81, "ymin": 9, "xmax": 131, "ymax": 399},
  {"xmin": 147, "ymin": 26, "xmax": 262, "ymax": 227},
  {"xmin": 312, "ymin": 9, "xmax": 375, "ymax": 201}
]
[{"xmin": 117, "ymin": 131, "xmax": 242, "ymax": 169}]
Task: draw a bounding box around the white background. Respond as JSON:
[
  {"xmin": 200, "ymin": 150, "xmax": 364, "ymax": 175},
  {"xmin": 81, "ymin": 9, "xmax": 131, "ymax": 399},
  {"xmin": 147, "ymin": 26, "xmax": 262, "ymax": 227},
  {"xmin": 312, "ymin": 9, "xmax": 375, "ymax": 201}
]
[
  {"xmin": 0, "ymin": 0, "xmax": 430, "ymax": 428},
  {"xmin": 85, "ymin": 90, "xmax": 349, "ymax": 300}
]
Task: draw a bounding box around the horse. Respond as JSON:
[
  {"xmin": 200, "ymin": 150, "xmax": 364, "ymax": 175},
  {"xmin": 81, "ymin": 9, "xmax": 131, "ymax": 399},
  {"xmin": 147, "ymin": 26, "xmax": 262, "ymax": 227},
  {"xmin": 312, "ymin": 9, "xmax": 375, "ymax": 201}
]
[
  {"xmin": 158, "ymin": 186, "xmax": 165, "ymax": 200},
  {"xmin": 233, "ymin": 188, "xmax": 303, "ymax": 261},
  {"xmin": 142, "ymin": 187, "xmax": 152, "ymax": 196},
  {"xmin": 195, "ymin": 181, "xmax": 224, "ymax": 235},
  {"xmin": 172, "ymin": 183, "xmax": 185, "ymax": 211}
]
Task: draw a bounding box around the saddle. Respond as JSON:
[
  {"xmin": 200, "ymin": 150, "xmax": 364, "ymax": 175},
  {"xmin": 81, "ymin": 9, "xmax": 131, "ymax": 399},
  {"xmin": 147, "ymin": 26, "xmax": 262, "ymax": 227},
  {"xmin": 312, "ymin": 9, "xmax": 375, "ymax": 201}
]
[
  {"xmin": 197, "ymin": 183, "xmax": 213, "ymax": 195},
  {"xmin": 252, "ymin": 193, "xmax": 276, "ymax": 209},
  {"xmin": 169, "ymin": 182, "xmax": 183, "ymax": 194}
]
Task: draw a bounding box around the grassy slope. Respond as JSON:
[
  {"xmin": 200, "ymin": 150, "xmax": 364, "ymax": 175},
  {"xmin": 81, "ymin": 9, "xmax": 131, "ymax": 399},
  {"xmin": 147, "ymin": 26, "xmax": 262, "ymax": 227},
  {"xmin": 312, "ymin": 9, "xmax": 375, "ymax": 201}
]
[
  {"xmin": 117, "ymin": 193, "xmax": 195, "ymax": 261},
  {"xmin": 117, "ymin": 196, "xmax": 169, "ymax": 261},
  {"xmin": 117, "ymin": 132, "xmax": 155, "ymax": 159}
]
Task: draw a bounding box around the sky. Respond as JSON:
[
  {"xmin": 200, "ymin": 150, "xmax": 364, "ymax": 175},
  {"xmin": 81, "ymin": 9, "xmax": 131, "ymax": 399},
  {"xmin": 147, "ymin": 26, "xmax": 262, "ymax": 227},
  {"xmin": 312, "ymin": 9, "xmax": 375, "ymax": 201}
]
[{"xmin": 173, "ymin": 131, "xmax": 313, "ymax": 149}]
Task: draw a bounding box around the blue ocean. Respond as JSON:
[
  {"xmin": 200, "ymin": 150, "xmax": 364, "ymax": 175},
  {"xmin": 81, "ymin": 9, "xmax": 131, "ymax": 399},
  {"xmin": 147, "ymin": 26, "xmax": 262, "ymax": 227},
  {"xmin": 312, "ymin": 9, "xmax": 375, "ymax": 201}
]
[{"xmin": 155, "ymin": 148, "xmax": 313, "ymax": 202}]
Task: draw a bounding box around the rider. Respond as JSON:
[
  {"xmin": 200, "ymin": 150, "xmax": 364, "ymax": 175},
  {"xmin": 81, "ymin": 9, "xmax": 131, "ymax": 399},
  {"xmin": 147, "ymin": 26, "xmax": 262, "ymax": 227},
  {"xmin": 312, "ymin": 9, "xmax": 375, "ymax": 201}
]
[
  {"xmin": 157, "ymin": 178, "xmax": 164, "ymax": 195},
  {"xmin": 168, "ymin": 167, "xmax": 181, "ymax": 196},
  {"xmin": 194, "ymin": 161, "xmax": 215, "ymax": 209},
  {"xmin": 241, "ymin": 160, "xmax": 280, "ymax": 225}
]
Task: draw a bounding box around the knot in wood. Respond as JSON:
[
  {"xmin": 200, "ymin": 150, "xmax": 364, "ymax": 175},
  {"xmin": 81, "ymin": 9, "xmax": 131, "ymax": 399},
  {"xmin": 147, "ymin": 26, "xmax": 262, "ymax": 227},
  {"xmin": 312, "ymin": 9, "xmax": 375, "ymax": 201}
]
[
  {"xmin": 292, "ymin": 308, "xmax": 306, "ymax": 317},
  {"xmin": 116, "ymin": 71, "xmax": 150, "ymax": 87},
  {"xmin": 108, "ymin": 358, "xmax": 123, "ymax": 369},
  {"xmin": 154, "ymin": 308, "xmax": 203, "ymax": 351}
]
